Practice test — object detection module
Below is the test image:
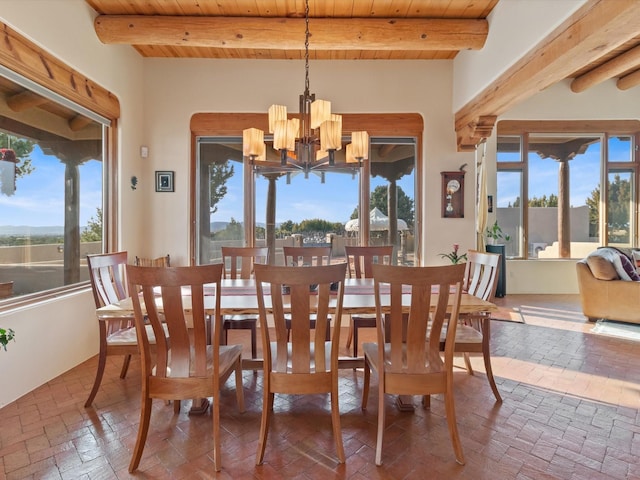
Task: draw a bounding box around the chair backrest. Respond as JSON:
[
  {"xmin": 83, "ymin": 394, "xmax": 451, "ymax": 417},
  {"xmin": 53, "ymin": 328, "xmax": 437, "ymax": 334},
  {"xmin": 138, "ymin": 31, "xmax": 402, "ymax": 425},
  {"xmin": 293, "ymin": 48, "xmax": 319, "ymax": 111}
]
[
  {"xmin": 134, "ymin": 254, "xmax": 171, "ymax": 267},
  {"xmin": 344, "ymin": 245, "xmax": 394, "ymax": 278},
  {"xmin": 126, "ymin": 264, "xmax": 223, "ymax": 388},
  {"xmin": 372, "ymin": 263, "xmax": 465, "ymax": 374},
  {"xmin": 463, "ymin": 250, "xmax": 500, "ymax": 302},
  {"xmin": 87, "ymin": 251, "xmax": 128, "ymax": 308},
  {"xmin": 221, "ymin": 246, "xmax": 268, "ymax": 279},
  {"xmin": 254, "ymin": 263, "xmax": 347, "ymax": 375},
  {"xmin": 282, "ymin": 246, "xmax": 332, "ymax": 267}
]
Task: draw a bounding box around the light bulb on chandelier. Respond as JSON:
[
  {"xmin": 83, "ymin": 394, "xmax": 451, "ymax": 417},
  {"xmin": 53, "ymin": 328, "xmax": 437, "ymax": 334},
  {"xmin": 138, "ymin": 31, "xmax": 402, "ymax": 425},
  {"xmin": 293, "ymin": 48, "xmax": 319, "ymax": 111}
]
[{"xmin": 242, "ymin": 0, "xmax": 369, "ymax": 173}]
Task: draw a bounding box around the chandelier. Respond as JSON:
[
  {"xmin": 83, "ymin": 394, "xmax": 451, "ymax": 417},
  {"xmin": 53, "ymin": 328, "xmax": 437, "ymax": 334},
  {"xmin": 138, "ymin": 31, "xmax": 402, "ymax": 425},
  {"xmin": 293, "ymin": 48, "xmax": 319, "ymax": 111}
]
[{"xmin": 242, "ymin": 0, "xmax": 369, "ymax": 174}]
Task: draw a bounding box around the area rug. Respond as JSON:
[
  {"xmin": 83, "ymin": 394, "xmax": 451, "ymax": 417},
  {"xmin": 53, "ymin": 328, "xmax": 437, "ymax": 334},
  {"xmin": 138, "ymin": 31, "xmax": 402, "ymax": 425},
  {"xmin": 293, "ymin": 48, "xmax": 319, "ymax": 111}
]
[
  {"xmin": 490, "ymin": 306, "xmax": 525, "ymax": 323},
  {"xmin": 591, "ymin": 319, "xmax": 640, "ymax": 341}
]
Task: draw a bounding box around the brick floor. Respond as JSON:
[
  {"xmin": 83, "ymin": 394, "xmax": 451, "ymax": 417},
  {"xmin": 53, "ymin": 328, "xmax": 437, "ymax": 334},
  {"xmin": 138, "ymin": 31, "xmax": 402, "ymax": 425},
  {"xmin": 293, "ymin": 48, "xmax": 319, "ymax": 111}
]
[{"xmin": 1, "ymin": 294, "xmax": 639, "ymax": 479}]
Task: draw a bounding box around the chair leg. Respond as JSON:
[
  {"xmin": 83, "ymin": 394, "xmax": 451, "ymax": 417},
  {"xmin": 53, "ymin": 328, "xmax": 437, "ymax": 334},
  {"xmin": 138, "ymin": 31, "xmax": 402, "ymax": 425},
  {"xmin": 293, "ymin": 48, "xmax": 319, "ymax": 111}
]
[
  {"xmin": 250, "ymin": 323, "xmax": 257, "ymax": 359},
  {"xmin": 212, "ymin": 389, "xmax": 221, "ymax": 472},
  {"xmin": 84, "ymin": 346, "xmax": 108, "ymax": 408},
  {"xmin": 234, "ymin": 358, "xmax": 246, "ymax": 412},
  {"xmin": 463, "ymin": 352, "xmax": 474, "ymax": 374},
  {"xmin": 345, "ymin": 319, "xmax": 354, "ymax": 349},
  {"xmin": 361, "ymin": 358, "xmax": 371, "ymax": 410},
  {"xmin": 353, "ymin": 324, "xmax": 359, "ymax": 357},
  {"xmin": 129, "ymin": 396, "xmax": 153, "ymax": 472},
  {"xmin": 330, "ymin": 378, "xmax": 345, "ymax": 463},
  {"xmin": 482, "ymin": 342, "xmax": 502, "ymax": 403},
  {"xmin": 443, "ymin": 391, "xmax": 465, "ymax": 465},
  {"xmin": 119, "ymin": 354, "xmax": 132, "ymax": 379},
  {"xmin": 256, "ymin": 389, "xmax": 273, "ymax": 465},
  {"xmin": 375, "ymin": 385, "xmax": 386, "ymax": 466}
]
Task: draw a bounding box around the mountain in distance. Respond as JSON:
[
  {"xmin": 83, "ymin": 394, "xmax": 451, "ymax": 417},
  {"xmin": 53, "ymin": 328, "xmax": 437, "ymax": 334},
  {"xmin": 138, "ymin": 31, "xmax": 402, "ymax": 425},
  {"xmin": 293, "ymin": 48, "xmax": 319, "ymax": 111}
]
[
  {"xmin": 0, "ymin": 225, "xmax": 94, "ymax": 235},
  {"xmin": 0, "ymin": 225, "xmax": 65, "ymax": 236}
]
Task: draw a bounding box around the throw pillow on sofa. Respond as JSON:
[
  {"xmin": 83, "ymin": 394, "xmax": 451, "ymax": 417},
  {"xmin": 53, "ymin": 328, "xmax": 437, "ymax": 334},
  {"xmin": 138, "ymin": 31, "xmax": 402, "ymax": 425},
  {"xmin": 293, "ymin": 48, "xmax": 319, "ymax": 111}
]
[
  {"xmin": 588, "ymin": 247, "xmax": 640, "ymax": 281},
  {"xmin": 586, "ymin": 255, "xmax": 618, "ymax": 280}
]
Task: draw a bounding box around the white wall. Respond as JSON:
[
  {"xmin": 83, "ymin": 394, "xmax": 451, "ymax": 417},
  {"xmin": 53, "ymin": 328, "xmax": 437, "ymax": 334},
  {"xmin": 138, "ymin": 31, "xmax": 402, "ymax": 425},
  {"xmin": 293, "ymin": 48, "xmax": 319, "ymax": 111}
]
[
  {"xmin": 453, "ymin": 0, "xmax": 586, "ymax": 112},
  {"xmin": 0, "ymin": 0, "xmax": 145, "ymax": 407},
  {"xmin": 486, "ymin": 80, "xmax": 640, "ymax": 294},
  {"xmin": 140, "ymin": 58, "xmax": 477, "ymax": 267}
]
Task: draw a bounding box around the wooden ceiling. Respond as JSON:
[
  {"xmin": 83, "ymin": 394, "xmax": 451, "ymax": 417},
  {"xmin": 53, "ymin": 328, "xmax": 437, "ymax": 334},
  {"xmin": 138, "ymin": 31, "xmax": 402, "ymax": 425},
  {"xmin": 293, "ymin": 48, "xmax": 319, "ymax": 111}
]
[
  {"xmin": 4, "ymin": 1, "xmax": 640, "ymax": 151},
  {"xmin": 85, "ymin": 0, "xmax": 640, "ymax": 93},
  {"xmin": 85, "ymin": 0, "xmax": 497, "ymax": 60}
]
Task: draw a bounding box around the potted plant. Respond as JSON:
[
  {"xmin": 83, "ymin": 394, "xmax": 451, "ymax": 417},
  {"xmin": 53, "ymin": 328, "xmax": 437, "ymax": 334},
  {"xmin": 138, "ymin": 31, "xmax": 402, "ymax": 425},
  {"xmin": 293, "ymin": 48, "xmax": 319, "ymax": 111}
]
[
  {"xmin": 485, "ymin": 220, "xmax": 509, "ymax": 297},
  {"xmin": 485, "ymin": 220, "xmax": 511, "ymax": 245},
  {"xmin": 439, "ymin": 243, "xmax": 467, "ymax": 264},
  {"xmin": 0, "ymin": 327, "xmax": 15, "ymax": 351}
]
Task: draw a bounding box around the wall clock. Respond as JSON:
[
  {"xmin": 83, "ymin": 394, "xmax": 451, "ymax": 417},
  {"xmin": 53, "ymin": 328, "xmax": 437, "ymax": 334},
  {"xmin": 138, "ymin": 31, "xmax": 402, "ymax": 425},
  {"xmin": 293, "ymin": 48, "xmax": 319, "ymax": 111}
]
[{"xmin": 441, "ymin": 171, "xmax": 465, "ymax": 218}]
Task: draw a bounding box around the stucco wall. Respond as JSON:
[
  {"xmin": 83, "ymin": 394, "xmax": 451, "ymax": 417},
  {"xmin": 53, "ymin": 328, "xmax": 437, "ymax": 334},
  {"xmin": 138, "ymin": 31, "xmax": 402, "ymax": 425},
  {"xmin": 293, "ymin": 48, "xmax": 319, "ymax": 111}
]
[{"xmin": 0, "ymin": 0, "xmax": 145, "ymax": 407}]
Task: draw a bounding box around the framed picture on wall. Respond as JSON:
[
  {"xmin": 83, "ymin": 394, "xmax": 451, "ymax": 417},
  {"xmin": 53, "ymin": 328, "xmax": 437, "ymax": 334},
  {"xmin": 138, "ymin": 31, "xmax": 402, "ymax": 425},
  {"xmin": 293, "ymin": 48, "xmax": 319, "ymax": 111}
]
[{"xmin": 155, "ymin": 171, "xmax": 174, "ymax": 192}]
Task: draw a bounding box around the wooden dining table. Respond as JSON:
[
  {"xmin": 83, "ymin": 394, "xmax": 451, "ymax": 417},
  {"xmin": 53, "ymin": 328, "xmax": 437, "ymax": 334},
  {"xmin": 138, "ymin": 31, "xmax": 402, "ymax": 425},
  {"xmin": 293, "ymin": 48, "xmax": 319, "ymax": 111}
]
[
  {"xmin": 96, "ymin": 277, "xmax": 497, "ymax": 368},
  {"xmin": 97, "ymin": 277, "xmax": 497, "ymax": 411}
]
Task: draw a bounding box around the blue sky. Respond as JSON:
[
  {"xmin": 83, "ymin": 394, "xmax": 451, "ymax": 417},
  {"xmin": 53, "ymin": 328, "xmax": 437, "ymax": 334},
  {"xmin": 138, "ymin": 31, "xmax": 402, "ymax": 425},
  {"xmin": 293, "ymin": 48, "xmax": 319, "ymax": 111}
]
[
  {"xmin": 0, "ymin": 144, "xmax": 102, "ymax": 227},
  {"xmin": 497, "ymin": 136, "xmax": 631, "ymax": 208},
  {"xmin": 215, "ymin": 164, "xmax": 415, "ymax": 226}
]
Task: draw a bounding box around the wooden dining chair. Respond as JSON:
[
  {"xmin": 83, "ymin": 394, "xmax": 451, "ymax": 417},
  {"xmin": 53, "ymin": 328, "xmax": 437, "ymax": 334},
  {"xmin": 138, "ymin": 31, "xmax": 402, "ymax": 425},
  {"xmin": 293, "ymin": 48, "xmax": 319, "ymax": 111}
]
[
  {"xmin": 281, "ymin": 245, "xmax": 333, "ymax": 340},
  {"xmin": 134, "ymin": 254, "xmax": 170, "ymax": 267},
  {"xmin": 361, "ymin": 263, "xmax": 466, "ymax": 466},
  {"xmin": 220, "ymin": 246, "xmax": 268, "ymax": 359},
  {"xmin": 126, "ymin": 263, "xmax": 245, "ymax": 473},
  {"xmin": 282, "ymin": 245, "xmax": 332, "ymax": 266},
  {"xmin": 85, "ymin": 251, "xmax": 141, "ymax": 407},
  {"xmin": 344, "ymin": 245, "xmax": 394, "ymax": 357},
  {"xmin": 254, "ymin": 262, "xmax": 347, "ymax": 465},
  {"xmin": 441, "ymin": 249, "xmax": 502, "ymax": 402}
]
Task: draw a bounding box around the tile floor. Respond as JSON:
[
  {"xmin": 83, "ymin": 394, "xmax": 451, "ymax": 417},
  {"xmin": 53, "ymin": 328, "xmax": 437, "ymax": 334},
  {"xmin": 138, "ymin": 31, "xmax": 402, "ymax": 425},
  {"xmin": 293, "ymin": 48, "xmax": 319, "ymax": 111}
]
[{"xmin": 1, "ymin": 294, "xmax": 639, "ymax": 479}]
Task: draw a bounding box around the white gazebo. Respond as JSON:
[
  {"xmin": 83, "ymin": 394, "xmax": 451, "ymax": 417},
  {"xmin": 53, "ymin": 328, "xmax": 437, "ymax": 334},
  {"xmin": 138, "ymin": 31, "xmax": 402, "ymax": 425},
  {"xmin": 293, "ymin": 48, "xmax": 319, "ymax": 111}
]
[{"xmin": 344, "ymin": 207, "xmax": 409, "ymax": 232}]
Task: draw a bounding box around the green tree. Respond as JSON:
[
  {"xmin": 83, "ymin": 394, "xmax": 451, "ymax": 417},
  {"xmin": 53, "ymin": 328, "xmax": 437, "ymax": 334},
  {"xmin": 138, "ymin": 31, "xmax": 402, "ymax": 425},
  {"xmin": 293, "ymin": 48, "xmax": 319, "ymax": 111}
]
[
  {"xmin": 214, "ymin": 217, "xmax": 243, "ymax": 240},
  {"xmin": 350, "ymin": 185, "xmax": 415, "ymax": 225},
  {"xmin": 586, "ymin": 176, "xmax": 631, "ymax": 242},
  {"xmin": 529, "ymin": 194, "xmax": 558, "ymax": 207},
  {"xmin": 81, "ymin": 208, "xmax": 103, "ymax": 242},
  {"xmin": 296, "ymin": 218, "xmax": 343, "ymax": 234},
  {"xmin": 209, "ymin": 161, "xmax": 234, "ymax": 214},
  {"xmin": 0, "ymin": 133, "xmax": 35, "ymax": 180},
  {"xmin": 276, "ymin": 220, "xmax": 295, "ymax": 237}
]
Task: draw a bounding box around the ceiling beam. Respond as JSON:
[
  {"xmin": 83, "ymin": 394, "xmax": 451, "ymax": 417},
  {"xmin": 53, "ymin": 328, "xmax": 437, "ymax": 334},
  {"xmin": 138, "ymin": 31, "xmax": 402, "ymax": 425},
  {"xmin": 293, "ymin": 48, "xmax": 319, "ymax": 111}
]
[
  {"xmin": 0, "ymin": 21, "xmax": 120, "ymax": 120},
  {"xmin": 571, "ymin": 44, "xmax": 640, "ymax": 92},
  {"xmin": 6, "ymin": 91, "xmax": 48, "ymax": 112},
  {"xmin": 617, "ymin": 68, "xmax": 640, "ymax": 90},
  {"xmin": 454, "ymin": 0, "xmax": 640, "ymax": 151},
  {"xmin": 94, "ymin": 15, "xmax": 487, "ymax": 51}
]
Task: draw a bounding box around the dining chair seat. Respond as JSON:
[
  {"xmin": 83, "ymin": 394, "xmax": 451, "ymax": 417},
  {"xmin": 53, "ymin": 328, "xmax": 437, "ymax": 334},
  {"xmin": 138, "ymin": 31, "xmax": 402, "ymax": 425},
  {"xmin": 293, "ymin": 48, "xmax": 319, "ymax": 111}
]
[
  {"xmin": 361, "ymin": 263, "xmax": 466, "ymax": 466},
  {"xmin": 108, "ymin": 323, "xmax": 167, "ymax": 345},
  {"xmin": 153, "ymin": 343, "xmax": 243, "ymax": 378}
]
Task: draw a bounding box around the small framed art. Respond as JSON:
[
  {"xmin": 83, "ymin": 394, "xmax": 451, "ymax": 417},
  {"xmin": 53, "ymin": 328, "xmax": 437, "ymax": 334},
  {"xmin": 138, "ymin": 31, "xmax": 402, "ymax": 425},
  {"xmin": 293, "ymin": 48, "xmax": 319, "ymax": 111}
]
[{"xmin": 155, "ymin": 171, "xmax": 174, "ymax": 192}]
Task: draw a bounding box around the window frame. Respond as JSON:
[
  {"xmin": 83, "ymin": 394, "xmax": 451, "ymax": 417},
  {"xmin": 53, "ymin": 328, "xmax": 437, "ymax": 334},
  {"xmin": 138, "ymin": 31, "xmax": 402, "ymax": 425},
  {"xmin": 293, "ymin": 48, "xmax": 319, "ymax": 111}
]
[
  {"xmin": 189, "ymin": 113, "xmax": 423, "ymax": 266},
  {"xmin": 496, "ymin": 120, "xmax": 640, "ymax": 259},
  {"xmin": 0, "ymin": 20, "xmax": 119, "ymax": 310}
]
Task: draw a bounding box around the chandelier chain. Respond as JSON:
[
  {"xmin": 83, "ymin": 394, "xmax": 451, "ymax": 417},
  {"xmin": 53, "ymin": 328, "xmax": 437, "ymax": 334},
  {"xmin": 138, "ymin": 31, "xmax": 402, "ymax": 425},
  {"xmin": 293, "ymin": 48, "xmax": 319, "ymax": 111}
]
[{"xmin": 304, "ymin": 0, "xmax": 310, "ymax": 95}]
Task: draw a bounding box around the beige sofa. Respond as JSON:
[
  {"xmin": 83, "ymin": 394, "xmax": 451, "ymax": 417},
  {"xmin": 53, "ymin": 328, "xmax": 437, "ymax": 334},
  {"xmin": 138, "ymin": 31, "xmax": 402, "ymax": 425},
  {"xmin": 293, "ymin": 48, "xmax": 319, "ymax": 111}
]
[{"xmin": 576, "ymin": 253, "xmax": 640, "ymax": 324}]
